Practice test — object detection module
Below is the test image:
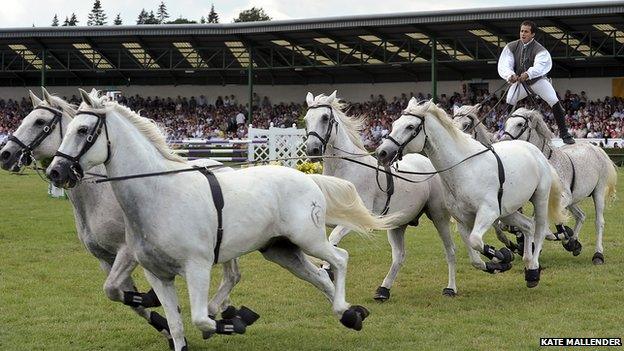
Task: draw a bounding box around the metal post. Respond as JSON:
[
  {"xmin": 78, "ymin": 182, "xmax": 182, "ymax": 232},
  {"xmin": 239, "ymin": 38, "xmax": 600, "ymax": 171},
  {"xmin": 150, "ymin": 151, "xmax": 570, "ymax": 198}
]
[
  {"xmin": 247, "ymin": 44, "xmax": 254, "ymax": 124},
  {"xmin": 41, "ymin": 49, "xmax": 46, "ymax": 87},
  {"xmin": 431, "ymin": 37, "xmax": 437, "ymax": 103}
]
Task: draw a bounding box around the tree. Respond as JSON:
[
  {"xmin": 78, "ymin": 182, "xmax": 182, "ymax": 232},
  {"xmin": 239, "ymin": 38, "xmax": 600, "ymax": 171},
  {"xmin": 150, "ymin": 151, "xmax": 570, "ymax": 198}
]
[
  {"xmin": 165, "ymin": 17, "xmax": 197, "ymax": 24},
  {"xmin": 51, "ymin": 14, "xmax": 59, "ymax": 26},
  {"xmin": 113, "ymin": 13, "xmax": 122, "ymax": 25},
  {"xmin": 62, "ymin": 16, "xmax": 70, "ymax": 26},
  {"xmin": 156, "ymin": 1, "xmax": 169, "ymax": 24},
  {"xmin": 144, "ymin": 11, "xmax": 159, "ymax": 24},
  {"xmin": 87, "ymin": 0, "xmax": 107, "ymax": 26},
  {"xmin": 68, "ymin": 13, "xmax": 79, "ymax": 26},
  {"xmin": 233, "ymin": 7, "xmax": 271, "ymax": 23},
  {"xmin": 207, "ymin": 4, "xmax": 219, "ymax": 23},
  {"xmin": 136, "ymin": 9, "xmax": 148, "ymax": 24},
  {"xmin": 200, "ymin": 16, "xmax": 206, "ymax": 24}
]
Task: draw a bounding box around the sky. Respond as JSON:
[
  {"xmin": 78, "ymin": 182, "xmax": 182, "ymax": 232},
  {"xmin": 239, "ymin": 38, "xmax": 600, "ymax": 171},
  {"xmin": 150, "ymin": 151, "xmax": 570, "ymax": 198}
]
[{"xmin": 0, "ymin": 0, "xmax": 611, "ymax": 28}]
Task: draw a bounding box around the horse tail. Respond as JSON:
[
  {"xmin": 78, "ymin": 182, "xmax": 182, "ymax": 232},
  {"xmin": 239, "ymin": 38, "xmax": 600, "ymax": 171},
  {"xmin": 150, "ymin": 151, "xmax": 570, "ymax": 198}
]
[
  {"xmin": 605, "ymin": 159, "xmax": 618, "ymax": 205},
  {"xmin": 547, "ymin": 165, "xmax": 568, "ymax": 224},
  {"xmin": 307, "ymin": 174, "xmax": 398, "ymax": 235}
]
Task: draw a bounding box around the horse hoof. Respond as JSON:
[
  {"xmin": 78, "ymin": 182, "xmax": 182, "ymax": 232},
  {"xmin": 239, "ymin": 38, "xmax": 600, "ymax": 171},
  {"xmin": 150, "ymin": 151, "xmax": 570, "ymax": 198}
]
[
  {"xmin": 202, "ymin": 330, "xmax": 215, "ymax": 340},
  {"xmin": 237, "ymin": 306, "xmax": 260, "ymax": 326},
  {"xmin": 592, "ymin": 252, "xmax": 605, "ymax": 265},
  {"xmin": 442, "ymin": 288, "xmax": 456, "ymax": 297},
  {"xmin": 573, "ymin": 241, "xmax": 582, "ymax": 256},
  {"xmin": 373, "ymin": 286, "xmax": 390, "ymax": 302},
  {"xmin": 499, "ymin": 247, "xmax": 514, "ymax": 263},
  {"xmin": 324, "ymin": 267, "xmax": 334, "ymax": 281},
  {"xmin": 340, "ymin": 307, "xmax": 363, "ymax": 331},
  {"xmin": 524, "ymin": 268, "xmax": 540, "ymax": 288}
]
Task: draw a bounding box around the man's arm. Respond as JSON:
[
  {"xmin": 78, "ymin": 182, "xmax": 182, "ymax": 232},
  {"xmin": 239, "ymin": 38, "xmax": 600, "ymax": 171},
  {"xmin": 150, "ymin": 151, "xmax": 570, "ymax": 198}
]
[{"xmin": 497, "ymin": 46, "xmax": 517, "ymax": 82}]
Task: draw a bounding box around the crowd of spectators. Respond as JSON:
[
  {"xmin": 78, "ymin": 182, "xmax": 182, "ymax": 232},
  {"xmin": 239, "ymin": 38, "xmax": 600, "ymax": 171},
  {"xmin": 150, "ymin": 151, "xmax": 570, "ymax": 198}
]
[{"xmin": 2, "ymin": 88, "xmax": 624, "ymax": 148}]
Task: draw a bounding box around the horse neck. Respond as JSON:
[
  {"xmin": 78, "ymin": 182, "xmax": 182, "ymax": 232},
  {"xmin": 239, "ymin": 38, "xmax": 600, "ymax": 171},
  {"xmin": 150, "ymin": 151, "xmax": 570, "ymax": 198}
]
[
  {"xmin": 103, "ymin": 112, "xmax": 182, "ymax": 194},
  {"xmin": 65, "ymin": 164, "xmax": 109, "ymax": 220},
  {"xmin": 423, "ymin": 116, "xmax": 484, "ymax": 177},
  {"xmin": 475, "ymin": 124, "xmax": 493, "ymax": 147},
  {"xmin": 527, "ymin": 127, "xmax": 556, "ymax": 159},
  {"xmin": 323, "ymin": 124, "xmax": 376, "ymax": 175}
]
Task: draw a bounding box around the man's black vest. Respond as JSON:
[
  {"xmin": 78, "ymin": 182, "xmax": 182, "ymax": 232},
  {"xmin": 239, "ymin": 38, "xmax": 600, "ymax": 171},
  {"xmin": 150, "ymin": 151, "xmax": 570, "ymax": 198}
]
[{"xmin": 506, "ymin": 39, "xmax": 547, "ymax": 85}]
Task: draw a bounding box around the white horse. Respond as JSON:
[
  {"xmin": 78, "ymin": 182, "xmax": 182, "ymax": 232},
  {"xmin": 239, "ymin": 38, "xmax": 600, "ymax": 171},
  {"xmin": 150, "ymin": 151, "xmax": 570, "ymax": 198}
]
[
  {"xmin": 0, "ymin": 89, "xmax": 246, "ymax": 349},
  {"xmin": 452, "ymin": 104, "xmax": 527, "ymax": 253},
  {"xmin": 46, "ymin": 89, "xmax": 394, "ymax": 351},
  {"xmin": 502, "ymin": 108, "xmax": 618, "ymax": 264},
  {"xmin": 304, "ymin": 91, "xmax": 483, "ymax": 300},
  {"xmin": 376, "ymin": 98, "xmax": 568, "ymax": 288},
  {"xmin": 452, "ymin": 104, "xmax": 497, "ymax": 146}
]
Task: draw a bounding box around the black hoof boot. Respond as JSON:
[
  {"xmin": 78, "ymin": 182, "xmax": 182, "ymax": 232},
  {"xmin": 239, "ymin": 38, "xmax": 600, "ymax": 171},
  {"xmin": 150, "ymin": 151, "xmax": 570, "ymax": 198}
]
[
  {"xmin": 123, "ymin": 288, "xmax": 162, "ymax": 308},
  {"xmin": 216, "ymin": 318, "xmax": 247, "ymax": 335},
  {"xmin": 483, "ymin": 245, "xmax": 514, "ymax": 263},
  {"xmin": 505, "ymin": 240, "xmax": 520, "ymax": 255},
  {"xmin": 563, "ymin": 238, "xmax": 582, "ymax": 256},
  {"xmin": 525, "ymin": 268, "xmax": 540, "ymax": 288},
  {"xmin": 373, "ymin": 286, "xmax": 390, "ymax": 302},
  {"xmin": 221, "ymin": 305, "xmax": 260, "ymax": 326},
  {"xmin": 340, "ymin": 305, "xmax": 368, "ymax": 331},
  {"xmin": 237, "ymin": 306, "xmax": 260, "ymax": 326},
  {"xmin": 324, "ymin": 267, "xmax": 334, "ymax": 281},
  {"xmin": 498, "ymin": 247, "xmax": 515, "ymax": 263},
  {"xmin": 351, "ymin": 305, "xmax": 370, "ymax": 321},
  {"xmin": 442, "ymin": 288, "xmax": 456, "ymax": 297},
  {"xmin": 485, "ymin": 261, "xmax": 513, "ymax": 274},
  {"xmin": 592, "ymin": 252, "xmax": 605, "ymax": 265}
]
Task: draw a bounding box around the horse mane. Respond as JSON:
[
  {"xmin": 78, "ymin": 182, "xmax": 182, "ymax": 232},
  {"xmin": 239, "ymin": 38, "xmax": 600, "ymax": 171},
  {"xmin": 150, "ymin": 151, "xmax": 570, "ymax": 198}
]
[
  {"xmin": 310, "ymin": 94, "xmax": 368, "ymax": 152},
  {"xmin": 454, "ymin": 104, "xmax": 481, "ymax": 120},
  {"xmin": 514, "ymin": 108, "xmax": 554, "ymax": 139},
  {"xmin": 80, "ymin": 93, "xmax": 185, "ymax": 164},
  {"xmin": 406, "ymin": 99, "xmax": 470, "ymax": 144},
  {"xmin": 43, "ymin": 95, "xmax": 77, "ymax": 118}
]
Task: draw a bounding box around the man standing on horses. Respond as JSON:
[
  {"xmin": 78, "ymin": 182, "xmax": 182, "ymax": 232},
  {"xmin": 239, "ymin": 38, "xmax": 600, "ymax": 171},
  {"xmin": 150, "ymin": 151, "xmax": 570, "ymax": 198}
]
[{"xmin": 498, "ymin": 20, "xmax": 575, "ymax": 144}]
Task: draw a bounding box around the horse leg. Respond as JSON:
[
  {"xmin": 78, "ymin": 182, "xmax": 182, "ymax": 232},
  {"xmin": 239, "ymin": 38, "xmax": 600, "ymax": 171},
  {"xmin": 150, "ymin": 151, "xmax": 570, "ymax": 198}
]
[
  {"xmin": 299, "ymin": 237, "xmax": 369, "ymax": 331},
  {"xmin": 374, "ymin": 225, "xmax": 407, "ymax": 301},
  {"xmin": 328, "ymin": 225, "xmax": 351, "ymax": 246},
  {"xmin": 469, "ymin": 208, "xmax": 514, "ymax": 274},
  {"xmin": 559, "ymin": 203, "xmax": 585, "ymax": 256},
  {"xmin": 260, "ymin": 240, "xmax": 335, "ymax": 301},
  {"xmin": 104, "ymin": 245, "xmax": 158, "ymax": 308},
  {"xmin": 207, "ymin": 259, "xmax": 241, "ymax": 317},
  {"xmin": 456, "ymin": 222, "xmax": 487, "ymax": 271},
  {"xmin": 430, "ymin": 215, "xmax": 458, "ymax": 297},
  {"xmin": 493, "ymin": 220, "xmax": 521, "ymax": 254},
  {"xmin": 591, "ymin": 190, "xmax": 607, "ymax": 264},
  {"xmin": 523, "ymin": 184, "xmax": 551, "ymax": 288},
  {"xmin": 143, "ymin": 270, "xmax": 187, "ymax": 351},
  {"xmin": 186, "ymin": 261, "xmax": 247, "ymax": 341},
  {"xmin": 322, "ymin": 226, "xmax": 351, "ymax": 277}
]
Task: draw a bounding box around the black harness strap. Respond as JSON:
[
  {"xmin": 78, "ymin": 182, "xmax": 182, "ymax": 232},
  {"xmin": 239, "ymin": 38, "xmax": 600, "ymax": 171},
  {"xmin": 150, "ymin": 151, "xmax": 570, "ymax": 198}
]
[
  {"xmin": 480, "ymin": 141, "xmax": 506, "ymax": 214},
  {"xmin": 564, "ymin": 153, "xmax": 576, "ymax": 194},
  {"xmin": 198, "ymin": 168, "xmax": 224, "ymax": 264},
  {"xmin": 380, "ymin": 166, "xmax": 394, "ymax": 215}
]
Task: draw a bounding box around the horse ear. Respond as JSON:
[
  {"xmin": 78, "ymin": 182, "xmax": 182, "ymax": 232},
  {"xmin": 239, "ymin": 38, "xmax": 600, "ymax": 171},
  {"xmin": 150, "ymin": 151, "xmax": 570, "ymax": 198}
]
[
  {"xmin": 29, "ymin": 90, "xmax": 43, "ymax": 108},
  {"xmin": 475, "ymin": 103, "xmax": 483, "ymax": 112},
  {"xmin": 327, "ymin": 90, "xmax": 337, "ymax": 103},
  {"xmin": 79, "ymin": 88, "xmax": 93, "ymax": 107},
  {"xmin": 42, "ymin": 87, "xmax": 54, "ymax": 106},
  {"xmin": 306, "ymin": 92, "xmax": 314, "ymax": 106}
]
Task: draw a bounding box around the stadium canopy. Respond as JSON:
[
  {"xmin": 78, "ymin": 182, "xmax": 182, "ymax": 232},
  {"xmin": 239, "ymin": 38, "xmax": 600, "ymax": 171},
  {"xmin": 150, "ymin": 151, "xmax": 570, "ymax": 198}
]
[{"xmin": 0, "ymin": 1, "xmax": 623, "ymax": 87}]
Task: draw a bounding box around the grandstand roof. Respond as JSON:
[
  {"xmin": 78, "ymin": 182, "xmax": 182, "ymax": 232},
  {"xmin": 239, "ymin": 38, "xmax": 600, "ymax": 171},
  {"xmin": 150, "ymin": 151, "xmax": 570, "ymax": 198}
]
[{"xmin": 1, "ymin": 1, "xmax": 623, "ymax": 86}]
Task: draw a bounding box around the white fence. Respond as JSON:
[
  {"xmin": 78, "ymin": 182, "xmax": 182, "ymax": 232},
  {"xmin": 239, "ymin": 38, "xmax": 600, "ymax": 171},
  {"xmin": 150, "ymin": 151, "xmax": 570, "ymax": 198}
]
[{"xmin": 171, "ymin": 123, "xmax": 307, "ymax": 167}]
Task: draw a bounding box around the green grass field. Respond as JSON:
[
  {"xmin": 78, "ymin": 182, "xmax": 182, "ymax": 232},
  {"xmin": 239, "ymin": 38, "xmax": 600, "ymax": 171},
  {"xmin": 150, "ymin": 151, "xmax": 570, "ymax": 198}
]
[{"xmin": 1, "ymin": 169, "xmax": 623, "ymax": 351}]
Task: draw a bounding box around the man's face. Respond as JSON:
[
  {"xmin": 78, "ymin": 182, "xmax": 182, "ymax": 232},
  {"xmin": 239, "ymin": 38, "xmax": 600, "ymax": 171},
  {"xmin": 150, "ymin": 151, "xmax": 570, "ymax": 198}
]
[{"xmin": 520, "ymin": 25, "xmax": 535, "ymax": 44}]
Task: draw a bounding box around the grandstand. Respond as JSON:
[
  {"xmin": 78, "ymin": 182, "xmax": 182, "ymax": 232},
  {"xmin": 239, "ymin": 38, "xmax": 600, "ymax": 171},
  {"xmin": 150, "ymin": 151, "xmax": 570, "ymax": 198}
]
[{"xmin": 0, "ymin": 2, "xmax": 623, "ymax": 151}]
